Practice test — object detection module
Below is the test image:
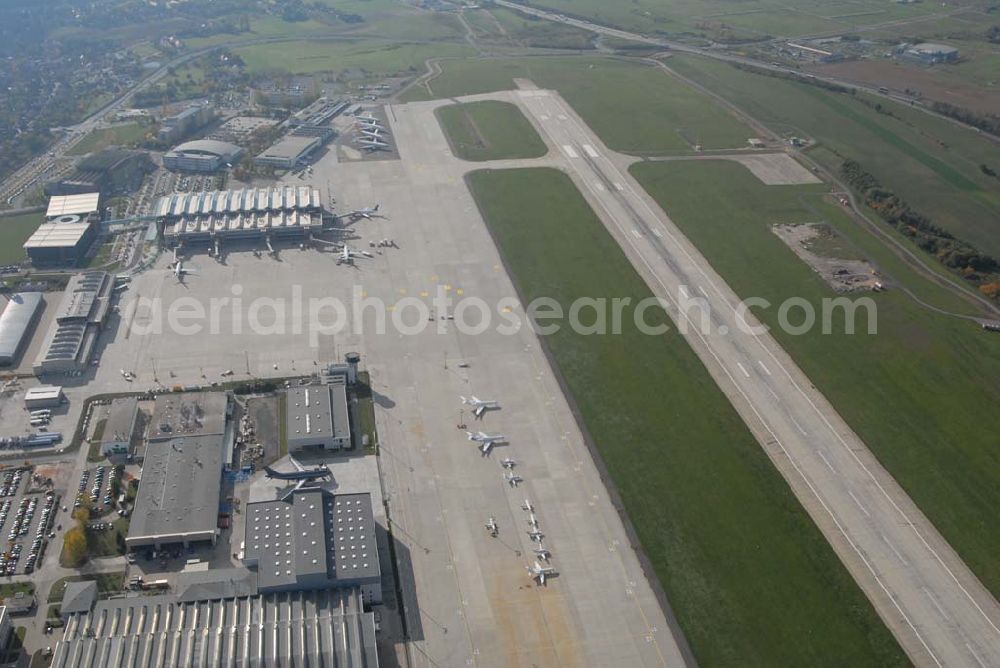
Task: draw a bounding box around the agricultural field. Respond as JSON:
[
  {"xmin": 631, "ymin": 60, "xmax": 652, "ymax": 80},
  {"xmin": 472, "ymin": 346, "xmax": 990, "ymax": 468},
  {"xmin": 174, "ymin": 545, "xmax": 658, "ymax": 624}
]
[
  {"xmin": 435, "ymin": 101, "xmax": 547, "ymax": 161},
  {"xmin": 631, "ymin": 159, "xmax": 1000, "ymax": 597},
  {"xmin": 666, "ymin": 54, "xmax": 1000, "ymax": 259},
  {"xmin": 0, "ymin": 213, "xmax": 43, "ymax": 264},
  {"xmin": 233, "ymin": 40, "xmax": 473, "ymax": 77},
  {"xmin": 66, "ymin": 123, "xmax": 149, "ymax": 156},
  {"xmin": 406, "ymin": 56, "xmax": 752, "ymax": 153},
  {"xmin": 467, "ymin": 166, "xmax": 906, "ymax": 667},
  {"xmin": 496, "ymin": 0, "xmax": 981, "ymax": 41},
  {"xmin": 477, "ymin": 6, "xmax": 596, "ymax": 50}
]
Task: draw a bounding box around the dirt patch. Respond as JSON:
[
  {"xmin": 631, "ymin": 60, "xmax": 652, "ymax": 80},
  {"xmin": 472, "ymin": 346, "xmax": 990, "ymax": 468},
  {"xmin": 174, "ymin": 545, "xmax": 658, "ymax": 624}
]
[
  {"xmin": 773, "ymin": 223, "xmax": 882, "ymax": 292},
  {"xmin": 243, "ymin": 395, "xmax": 279, "ymax": 466},
  {"xmin": 732, "ymin": 153, "xmax": 821, "ymax": 185}
]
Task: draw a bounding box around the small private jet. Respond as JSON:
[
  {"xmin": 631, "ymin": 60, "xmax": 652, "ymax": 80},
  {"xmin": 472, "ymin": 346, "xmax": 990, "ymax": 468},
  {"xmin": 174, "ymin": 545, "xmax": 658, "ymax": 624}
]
[
  {"xmin": 527, "ymin": 561, "xmax": 556, "ymax": 586},
  {"xmin": 461, "ymin": 396, "xmax": 500, "ymax": 418}
]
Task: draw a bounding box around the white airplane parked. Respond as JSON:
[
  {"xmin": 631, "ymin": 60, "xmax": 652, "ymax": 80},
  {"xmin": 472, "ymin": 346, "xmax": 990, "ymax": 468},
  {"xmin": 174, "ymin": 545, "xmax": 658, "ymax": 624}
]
[
  {"xmin": 344, "ymin": 204, "xmax": 381, "ymax": 220},
  {"xmin": 466, "ymin": 431, "xmax": 507, "ymax": 455},
  {"xmin": 504, "ymin": 471, "xmax": 523, "ymax": 488},
  {"xmin": 527, "ymin": 561, "xmax": 556, "ymax": 585},
  {"xmin": 172, "ymin": 260, "xmax": 196, "ymax": 282},
  {"xmin": 461, "ymin": 395, "xmax": 500, "ymax": 417},
  {"xmin": 336, "ymin": 245, "xmax": 374, "ymax": 265},
  {"xmin": 359, "ymin": 126, "xmax": 385, "ymax": 138},
  {"xmin": 356, "ymin": 138, "xmax": 392, "ymax": 152}
]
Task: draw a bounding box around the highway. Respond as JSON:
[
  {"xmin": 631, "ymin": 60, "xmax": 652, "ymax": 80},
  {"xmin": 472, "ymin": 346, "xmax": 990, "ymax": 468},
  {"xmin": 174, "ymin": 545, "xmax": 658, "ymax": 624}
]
[{"xmin": 510, "ymin": 86, "xmax": 1000, "ymax": 666}]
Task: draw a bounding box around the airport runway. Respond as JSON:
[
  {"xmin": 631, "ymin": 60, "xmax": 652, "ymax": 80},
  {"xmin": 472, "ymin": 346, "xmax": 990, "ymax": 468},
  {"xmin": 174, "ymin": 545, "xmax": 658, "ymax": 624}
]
[{"xmin": 495, "ymin": 87, "xmax": 1000, "ymax": 666}]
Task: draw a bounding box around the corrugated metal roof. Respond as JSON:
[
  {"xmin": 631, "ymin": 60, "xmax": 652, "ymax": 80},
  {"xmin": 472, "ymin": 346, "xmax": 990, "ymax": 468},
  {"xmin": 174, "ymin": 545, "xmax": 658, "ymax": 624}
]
[
  {"xmin": 0, "ymin": 292, "xmax": 42, "ymax": 362},
  {"xmin": 52, "ymin": 588, "xmax": 378, "ymax": 668},
  {"xmin": 23, "ymin": 222, "xmax": 92, "ymax": 249},
  {"xmin": 46, "ymin": 193, "xmax": 100, "ymax": 217}
]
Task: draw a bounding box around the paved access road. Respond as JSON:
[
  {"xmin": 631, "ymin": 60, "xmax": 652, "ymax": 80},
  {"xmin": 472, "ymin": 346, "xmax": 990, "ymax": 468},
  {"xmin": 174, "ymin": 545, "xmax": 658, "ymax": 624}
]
[{"xmin": 506, "ymin": 86, "xmax": 1000, "ymax": 666}]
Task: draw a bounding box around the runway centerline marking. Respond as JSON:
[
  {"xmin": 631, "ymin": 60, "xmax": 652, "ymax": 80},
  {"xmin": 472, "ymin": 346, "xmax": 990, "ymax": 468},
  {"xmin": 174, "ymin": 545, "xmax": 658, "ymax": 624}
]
[
  {"xmin": 817, "ymin": 451, "xmax": 836, "ymax": 474},
  {"xmin": 757, "ymin": 361, "xmax": 771, "ymax": 376},
  {"xmin": 736, "ymin": 362, "xmax": 750, "ymax": 378},
  {"xmin": 848, "ymin": 489, "xmax": 871, "ymax": 518},
  {"xmin": 882, "ymin": 533, "xmax": 910, "ymax": 567}
]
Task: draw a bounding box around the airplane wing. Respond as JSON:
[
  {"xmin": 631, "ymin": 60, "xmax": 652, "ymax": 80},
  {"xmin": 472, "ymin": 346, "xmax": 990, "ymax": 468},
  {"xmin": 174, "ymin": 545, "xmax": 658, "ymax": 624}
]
[
  {"xmin": 475, "ymin": 405, "xmax": 485, "ymax": 417},
  {"xmin": 289, "ymin": 457, "xmax": 305, "ymax": 472}
]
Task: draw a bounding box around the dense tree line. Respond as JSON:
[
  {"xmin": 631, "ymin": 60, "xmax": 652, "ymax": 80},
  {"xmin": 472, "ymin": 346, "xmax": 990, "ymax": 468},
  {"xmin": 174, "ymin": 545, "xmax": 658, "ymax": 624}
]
[
  {"xmin": 928, "ymin": 101, "xmax": 1000, "ymax": 138},
  {"xmin": 840, "ymin": 159, "xmax": 999, "ymax": 298}
]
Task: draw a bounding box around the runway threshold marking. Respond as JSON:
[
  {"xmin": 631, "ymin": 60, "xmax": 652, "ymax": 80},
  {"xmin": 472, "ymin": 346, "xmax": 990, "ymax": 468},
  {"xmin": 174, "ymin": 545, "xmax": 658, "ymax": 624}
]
[
  {"xmin": 848, "ymin": 489, "xmax": 871, "ymax": 518},
  {"xmin": 563, "ymin": 145, "xmax": 579, "ymax": 159},
  {"xmin": 736, "ymin": 362, "xmax": 750, "ymax": 377},
  {"xmin": 652, "ymin": 228, "xmax": 662, "ymax": 238},
  {"xmin": 631, "ymin": 229, "xmax": 642, "ymax": 239},
  {"xmin": 582, "ymin": 144, "xmax": 599, "ymax": 158}
]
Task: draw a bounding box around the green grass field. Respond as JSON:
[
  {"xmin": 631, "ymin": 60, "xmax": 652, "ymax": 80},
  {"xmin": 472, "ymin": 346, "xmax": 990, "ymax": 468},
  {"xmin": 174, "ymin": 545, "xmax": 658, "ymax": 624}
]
[
  {"xmin": 233, "ymin": 40, "xmax": 472, "ymax": 76},
  {"xmin": 0, "ymin": 213, "xmax": 43, "ymax": 264},
  {"xmin": 67, "ymin": 123, "xmax": 148, "ymax": 156},
  {"xmin": 666, "ymin": 55, "xmax": 1000, "ymax": 258},
  {"xmin": 631, "ymin": 159, "xmax": 1000, "ymax": 597},
  {"xmin": 435, "ymin": 101, "xmax": 547, "ymax": 161},
  {"xmin": 467, "ymin": 166, "xmax": 905, "ymax": 666},
  {"xmin": 495, "ymin": 0, "xmax": 959, "ymax": 41},
  {"xmin": 406, "ymin": 56, "xmax": 752, "ymax": 153}
]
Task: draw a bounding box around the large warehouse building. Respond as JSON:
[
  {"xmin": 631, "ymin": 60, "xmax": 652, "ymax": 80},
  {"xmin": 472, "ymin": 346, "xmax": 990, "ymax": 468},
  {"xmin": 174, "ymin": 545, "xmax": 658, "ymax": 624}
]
[
  {"xmin": 156, "ymin": 185, "xmax": 326, "ymax": 246},
  {"xmin": 286, "ymin": 380, "xmax": 351, "ymax": 451},
  {"xmin": 33, "ymin": 271, "xmax": 111, "ymax": 375},
  {"xmin": 244, "ymin": 488, "xmax": 381, "ymax": 603},
  {"xmin": 23, "ymin": 193, "xmax": 102, "ymax": 267},
  {"xmin": 52, "ymin": 588, "xmax": 378, "ymax": 668},
  {"xmin": 162, "ymin": 139, "xmax": 243, "ymax": 173},
  {"xmin": 0, "ymin": 293, "xmax": 43, "ymax": 366},
  {"xmin": 254, "ymin": 135, "xmax": 322, "ymax": 169},
  {"xmin": 126, "ymin": 392, "xmax": 231, "ymax": 549}
]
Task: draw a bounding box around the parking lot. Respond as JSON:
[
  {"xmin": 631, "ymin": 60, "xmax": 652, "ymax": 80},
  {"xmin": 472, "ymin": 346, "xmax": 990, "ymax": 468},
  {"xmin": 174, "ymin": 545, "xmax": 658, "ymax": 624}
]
[{"xmin": 0, "ymin": 467, "xmax": 59, "ymax": 575}]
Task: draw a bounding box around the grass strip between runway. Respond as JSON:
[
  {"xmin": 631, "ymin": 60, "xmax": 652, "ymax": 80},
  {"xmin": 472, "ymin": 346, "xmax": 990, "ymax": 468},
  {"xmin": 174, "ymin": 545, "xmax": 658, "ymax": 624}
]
[
  {"xmin": 631, "ymin": 158, "xmax": 1000, "ymax": 600},
  {"xmin": 436, "ymin": 100, "xmax": 548, "ymax": 162},
  {"xmin": 466, "ymin": 166, "xmax": 906, "ymax": 666}
]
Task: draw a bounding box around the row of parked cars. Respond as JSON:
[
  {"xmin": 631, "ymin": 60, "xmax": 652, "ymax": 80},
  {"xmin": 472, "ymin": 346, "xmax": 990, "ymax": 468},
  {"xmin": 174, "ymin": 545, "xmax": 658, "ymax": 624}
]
[
  {"xmin": 0, "ymin": 469, "xmax": 23, "ymax": 497},
  {"xmin": 24, "ymin": 492, "xmax": 57, "ymax": 574}
]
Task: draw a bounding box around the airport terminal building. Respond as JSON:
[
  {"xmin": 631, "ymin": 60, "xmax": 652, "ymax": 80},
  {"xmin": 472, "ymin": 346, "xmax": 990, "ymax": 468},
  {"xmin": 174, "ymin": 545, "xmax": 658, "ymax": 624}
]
[{"xmin": 156, "ymin": 185, "xmax": 326, "ymax": 247}]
